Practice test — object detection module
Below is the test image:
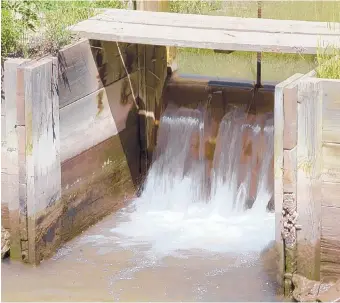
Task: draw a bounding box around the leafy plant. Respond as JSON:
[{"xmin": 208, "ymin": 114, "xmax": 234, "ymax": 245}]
[{"xmin": 1, "ymin": 0, "xmax": 40, "ymax": 57}]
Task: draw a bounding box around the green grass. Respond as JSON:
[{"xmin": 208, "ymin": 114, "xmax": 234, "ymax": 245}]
[
  {"xmin": 169, "ymin": 1, "xmax": 340, "ymax": 81},
  {"xmin": 316, "ymin": 48, "xmax": 340, "ymax": 79},
  {"xmin": 170, "ymin": 1, "xmax": 340, "ymax": 22},
  {"xmin": 1, "ymin": 0, "xmax": 126, "ymax": 58},
  {"xmin": 2, "ymin": 0, "xmax": 340, "ymax": 80}
]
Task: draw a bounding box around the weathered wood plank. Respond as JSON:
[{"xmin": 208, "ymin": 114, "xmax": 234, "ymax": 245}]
[
  {"xmin": 321, "ymin": 205, "xmax": 340, "ymax": 244},
  {"xmin": 23, "ymin": 58, "xmax": 61, "ymax": 264},
  {"xmin": 321, "ymin": 79, "xmax": 340, "ymax": 143},
  {"xmin": 70, "ymin": 15, "xmax": 340, "ymax": 54},
  {"xmin": 283, "ymin": 147, "xmax": 297, "ymax": 193},
  {"xmin": 136, "ymin": 2, "xmax": 168, "ymax": 173},
  {"xmin": 135, "ymin": 0, "xmax": 177, "ymax": 72},
  {"xmin": 165, "ymin": 76, "xmax": 274, "ymax": 111},
  {"xmin": 34, "ymin": 124, "xmax": 140, "ymax": 261},
  {"xmin": 1, "ymin": 115, "xmax": 6, "ymax": 173},
  {"xmin": 97, "ymin": 9, "xmax": 340, "ymax": 36},
  {"xmin": 4, "ymin": 58, "xmax": 30, "ymax": 260},
  {"xmin": 1, "ymin": 89, "xmax": 9, "ymax": 228},
  {"xmin": 58, "ymin": 39, "xmax": 138, "ymax": 108},
  {"xmin": 1, "ymin": 202, "xmax": 9, "ymax": 230},
  {"xmin": 58, "ymin": 39, "xmax": 101, "ymax": 108},
  {"xmin": 59, "ymin": 71, "xmax": 138, "ymax": 163},
  {"xmin": 137, "ymin": 43, "xmax": 147, "ymax": 175},
  {"xmin": 283, "ymin": 76, "xmax": 302, "ymax": 149},
  {"xmin": 16, "ymin": 66, "xmax": 29, "ymax": 262},
  {"xmin": 321, "ymin": 205, "xmax": 340, "ymax": 279},
  {"xmin": 1, "ymin": 67, "xmax": 9, "ymax": 231},
  {"xmin": 274, "ymin": 73, "xmax": 304, "ymax": 291},
  {"xmin": 296, "ymin": 78, "xmax": 323, "ymax": 280},
  {"xmin": 322, "ymin": 143, "xmax": 340, "ymax": 183},
  {"xmin": 320, "ymin": 261, "xmax": 340, "ymax": 279},
  {"xmin": 322, "ymin": 181, "xmax": 340, "ymax": 208}
]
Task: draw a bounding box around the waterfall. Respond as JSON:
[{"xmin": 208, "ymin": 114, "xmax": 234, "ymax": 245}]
[{"xmin": 111, "ymin": 104, "xmax": 275, "ymax": 255}]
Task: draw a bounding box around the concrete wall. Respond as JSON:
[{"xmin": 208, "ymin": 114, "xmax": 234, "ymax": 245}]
[
  {"xmin": 3, "ymin": 38, "xmax": 167, "ymax": 264},
  {"xmin": 274, "ymin": 71, "xmax": 340, "ymax": 294}
]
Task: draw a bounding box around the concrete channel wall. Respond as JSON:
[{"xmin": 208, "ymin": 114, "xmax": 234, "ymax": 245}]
[
  {"xmin": 274, "ymin": 71, "xmax": 340, "ymax": 294},
  {"xmin": 2, "ymin": 38, "xmax": 167, "ymax": 264}
]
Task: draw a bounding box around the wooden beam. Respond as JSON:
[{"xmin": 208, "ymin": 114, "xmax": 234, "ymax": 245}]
[
  {"xmin": 92, "ymin": 9, "xmax": 340, "ymax": 36},
  {"xmin": 296, "ymin": 78, "xmax": 323, "ymax": 281},
  {"xmin": 274, "ymin": 73, "xmax": 304, "ymax": 294},
  {"xmin": 59, "ymin": 72, "xmax": 138, "ymax": 162},
  {"xmin": 136, "ymin": 0, "xmax": 168, "ymax": 175},
  {"xmin": 4, "ymin": 58, "xmax": 30, "ymax": 260},
  {"xmin": 69, "ymin": 9, "xmax": 340, "ymax": 55},
  {"xmin": 21, "ymin": 58, "xmax": 61, "ymax": 264}
]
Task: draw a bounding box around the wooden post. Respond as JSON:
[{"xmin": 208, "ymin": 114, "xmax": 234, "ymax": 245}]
[
  {"xmin": 135, "ymin": 0, "xmax": 169, "ymax": 176},
  {"xmin": 17, "ymin": 57, "xmax": 61, "ymax": 264},
  {"xmin": 4, "ymin": 58, "xmax": 30, "ymax": 260},
  {"xmin": 274, "ymin": 73, "xmax": 304, "ymax": 295},
  {"xmin": 320, "ymin": 79, "xmax": 340, "ymax": 280},
  {"xmin": 296, "ymin": 78, "xmax": 322, "ymax": 281}
]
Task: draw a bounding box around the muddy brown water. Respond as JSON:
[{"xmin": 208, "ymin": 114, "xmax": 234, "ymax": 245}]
[{"xmin": 2, "ymin": 210, "xmax": 282, "ymax": 302}]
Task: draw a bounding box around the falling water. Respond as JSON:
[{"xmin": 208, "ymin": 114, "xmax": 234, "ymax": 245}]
[
  {"xmin": 112, "ymin": 104, "xmax": 275, "ymax": 255},
  {"xmin": 137, "ymin": 105, "xmax": 207, "ymax": 213},
  {"xmin": 252, "ymin": 115, "xmax": 275, "ymax": 213},
  {"xmin": 2, "ymin": 104, "xmax": 279, "ymax": 303}
]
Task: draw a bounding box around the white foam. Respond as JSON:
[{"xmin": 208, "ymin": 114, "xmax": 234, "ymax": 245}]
[
  {"xmin": 111, "ymin": 206, "xmax": 274, "ymax": 255},
  {"xmin": 110, "ymin": 106, "xmax": 275, "ymax": 256}
]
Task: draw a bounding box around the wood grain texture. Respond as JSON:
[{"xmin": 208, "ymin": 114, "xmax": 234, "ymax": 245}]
[
  {"xmin": 283, "ymin": 147, "xmax": 297, "ymax": 193},
  {"xmin": 321, "ymin": 205, "xmax": 340, "ymax": 243},
  {"xmin": 58, "ymin": 39, "xmax": 101, "ymax": 108},
  {"xmin": 1, "ymin": 115, "xmax": 6, "ymax": 173},
  {"xmin": 322, "ymin": 143, "xmax": 340, "ymax": 183},
  {"xmin": 136, "ymin": 2, "xmax": 168, "ymax": 172},
  {"xmin": 165, "ymin": 76, "xmax": 274, "ymax": 112},
  {"xmin": 322, "ymin": 181, "xmax": 340, "ymax": 208},
  {"xmin": 321, "ymin": 79, "xmax": 340, "ymax": 143},
  {"xmin": 70, "ymin": 10, "xmax": 340, "ymax": 54},
  {"xmin": 296, "ymin": 78, "xmax": 323, "ymax": 280},
  {"xmin": 4, "ymin": 58, "xmax": 30, "ymax": 260},
  {"xmin": 58, "ymin": 39, "xmax": 138, "ymax": 108},
  {"xmin": 1, "ymin": 59, "xmax": 8, "ymax": 229},
  {"xmin": 321, "ymin": 205, "xmax": 340, "ymax": 279},
  {"xmin": 23, "ymin": 58, "xmax": 61, "ymax": 264},
  {"xmin": 33, "ymin": 124, "xmax": 140, "ymax": 262},
  {"xmin": 16, "ymin": 67, "xmax": 29, "ymax": 262},
  {"xmin": 274, "ymin": 73, "xmax": 304, "ymax": 289},
  {"xmin": 99, "ymin": 9, "xmax": 340, "ymax": 35},
  {"xmin": 283, "ymin": 77, "xmax": 302, "ymax": 149},
  {"xmin": 59, "ymin": 71, "xmax": 138, "ymax": 162},
  {"xmin": 1, "ymin": 203, "xmax": 9, "ymax": 230}
]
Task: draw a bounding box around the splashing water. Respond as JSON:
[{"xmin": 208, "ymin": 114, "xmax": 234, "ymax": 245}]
[{"xmin": 111, "ymin": 105, "xmax": 275, "ymax": 256}]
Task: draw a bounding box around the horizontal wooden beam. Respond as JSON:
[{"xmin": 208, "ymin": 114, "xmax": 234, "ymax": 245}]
[
  {"xmin": 95, "ymin": 9, "xmax": 340, "ymax": 36},
  {"xmin": 69, "ymin": 9, "xmax": 340, "ymax": 55}
]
